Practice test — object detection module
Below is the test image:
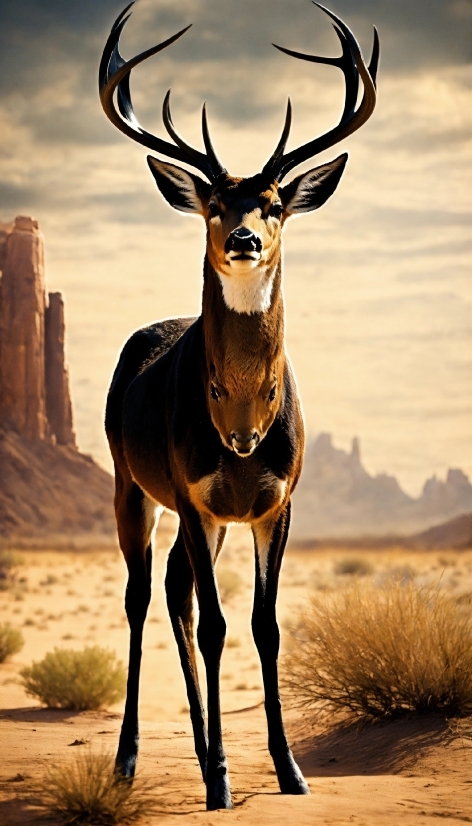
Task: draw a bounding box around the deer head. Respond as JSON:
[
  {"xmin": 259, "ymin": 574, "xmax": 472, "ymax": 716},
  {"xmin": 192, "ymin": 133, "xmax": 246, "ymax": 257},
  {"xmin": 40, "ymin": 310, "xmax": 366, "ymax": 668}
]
[{"xmin": 99, "ymin": 0, "xmax": 378, "ymax": 227}]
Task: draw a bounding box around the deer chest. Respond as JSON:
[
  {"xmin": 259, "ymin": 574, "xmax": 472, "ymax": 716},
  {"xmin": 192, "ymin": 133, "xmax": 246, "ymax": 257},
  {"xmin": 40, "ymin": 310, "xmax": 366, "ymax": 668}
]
[{"xmin": 188, "ymin": 464, "xmax": 288, "ymax": 523}]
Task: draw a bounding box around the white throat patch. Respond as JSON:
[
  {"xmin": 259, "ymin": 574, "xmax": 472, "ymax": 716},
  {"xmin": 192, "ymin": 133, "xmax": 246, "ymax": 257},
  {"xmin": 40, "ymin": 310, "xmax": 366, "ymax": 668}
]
[{"xmin": 217, "ymin": 265, "xmax": 275, "ymax": 314}]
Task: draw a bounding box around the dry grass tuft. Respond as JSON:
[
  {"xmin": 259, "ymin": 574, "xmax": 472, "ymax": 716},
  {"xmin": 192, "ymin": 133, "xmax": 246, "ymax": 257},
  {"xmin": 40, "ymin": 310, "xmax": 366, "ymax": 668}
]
[
  {"xmin": 42, "ymin": 748, "xmax": 152, "ymax": 825},
  {"xmin": 20, "ymin": 646, "xmax": 126, "ymax": 710},
  {"xmin": 282, "ymin": 581, "xmax": 472, "ymax": 721},
  {"xmin": 0, "ymin": 623, "xmax": 24, "ymax": 662}
]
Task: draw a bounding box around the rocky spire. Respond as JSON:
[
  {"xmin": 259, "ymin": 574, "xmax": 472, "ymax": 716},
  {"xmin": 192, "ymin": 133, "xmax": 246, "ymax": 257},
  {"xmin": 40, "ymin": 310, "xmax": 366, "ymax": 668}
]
[
  {"xmin": 0, "ymin": 216, "xmax": 48, "ymax": 439},
  {"xmin": 45, "ymin": 292, "xmax": 77, "ymax": 447},
  {"xmin": 0, "ymin": 215, "xmax": 77, "ymax": 448}
]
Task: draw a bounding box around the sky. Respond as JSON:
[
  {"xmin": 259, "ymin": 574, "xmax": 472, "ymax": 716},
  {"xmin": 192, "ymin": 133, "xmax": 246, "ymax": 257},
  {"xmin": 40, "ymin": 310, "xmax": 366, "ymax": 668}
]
[{"xmin": 0, "ymin": 0, "xmax": 471, "ymax": 496}]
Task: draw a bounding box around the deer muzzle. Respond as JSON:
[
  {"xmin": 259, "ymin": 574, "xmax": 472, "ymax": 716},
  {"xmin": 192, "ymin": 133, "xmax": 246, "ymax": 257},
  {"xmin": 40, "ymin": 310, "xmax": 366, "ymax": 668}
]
[{"xmin": 225, "ymin": 228, "xmax": 262, "ymax": 261}]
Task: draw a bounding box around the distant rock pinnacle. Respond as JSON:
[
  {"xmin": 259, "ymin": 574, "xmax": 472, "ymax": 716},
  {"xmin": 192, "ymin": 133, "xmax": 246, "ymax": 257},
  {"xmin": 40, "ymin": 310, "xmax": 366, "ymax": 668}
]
[
  {"xmin": 291, "ymin": 433, "xmax": 472, "ymax": 541},
  {"xmin": 0, "ymin": 216, "xmax": 76, "ymax": 446}
]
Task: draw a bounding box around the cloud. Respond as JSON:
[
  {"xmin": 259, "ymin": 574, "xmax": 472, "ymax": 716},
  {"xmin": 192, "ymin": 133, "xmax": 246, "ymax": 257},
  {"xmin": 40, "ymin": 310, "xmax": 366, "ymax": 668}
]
[
  {"xmin": 140, "ymin": 0, "xmax": 472, "ymax": 69},
  {"xmin": 1, "ymin": 0, "xmax": 470, "ymax": 100},
  {"xmin": 0, "ymin": 181, "xmax": 42, "ymax": 210},
  {"xmin": 0, "ymin": 0, "xmax": 470, "ymax": 168},
  {"xmin": 70, "ymin": 0, "xmax": 471, "ymax": 73}
]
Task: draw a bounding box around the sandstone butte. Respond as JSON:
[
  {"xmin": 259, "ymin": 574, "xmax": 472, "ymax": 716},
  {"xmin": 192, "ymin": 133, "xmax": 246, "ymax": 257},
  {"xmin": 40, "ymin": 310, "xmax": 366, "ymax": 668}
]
[{"xmin": 0, "ymin": 216, "xmax": 116, "ymax": 549}]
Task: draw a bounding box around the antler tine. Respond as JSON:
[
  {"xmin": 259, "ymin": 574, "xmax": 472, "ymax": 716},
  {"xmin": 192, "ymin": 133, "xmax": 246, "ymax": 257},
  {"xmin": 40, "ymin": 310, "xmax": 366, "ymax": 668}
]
[
  {"xmin": 161, "ymin": 93, "xmax": 225, "ymax": 179},
  {"xmin": 368, "ymin": 26, "xmax": 380, "ymax": 89},
  {"xmin": 99, "ymin": 5, "xmax": 222, "ymax": 181},
  {"xmin": 201, "ymin": 103, "xmax": 226, "ymax": 178},
  {"xmin": 99, "ymin": 1, "xmax": 134, "ymax": 72},
  {"xmin": 272, "ymin": 26, "xmax": 358, "ymax": 121},
  {"xmin": 266, "ymin": 98, "xmax": 293, "ymax": 170},
  {"xmin": 332, "ymin": 25, "xmax": 359, "ymax": 121},
  {"xmin": 264, "ymin": 3, "xmax": 378, "ymax": 182}
]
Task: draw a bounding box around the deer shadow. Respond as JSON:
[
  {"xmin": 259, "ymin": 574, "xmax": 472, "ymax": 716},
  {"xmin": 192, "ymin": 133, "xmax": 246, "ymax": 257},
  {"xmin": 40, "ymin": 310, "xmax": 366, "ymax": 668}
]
[{"xmin": 290, "ymin": 714, "xmax": 451, "ymax": 777}]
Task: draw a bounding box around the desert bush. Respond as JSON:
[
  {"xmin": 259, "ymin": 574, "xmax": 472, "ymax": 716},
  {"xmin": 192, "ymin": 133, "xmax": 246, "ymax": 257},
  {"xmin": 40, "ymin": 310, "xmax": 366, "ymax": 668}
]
[
  {"xmin": 0, "ymin": 550, "xmax": 23, "ymax": 591},
  {"xmin": 40, "ymin": 573, "xmax": 58, "ymax": 586},
  {"xmin": 0, "ymin": 623, "xmax": 24, "ymax": 662},
  {"xmin": 216, "ymin": 568, "xmax": 243, "ymax": 603},
  {"xmin": 282, "ymin": 581, "xmax": 472, "ymax": 721},
  {"xmin": 20, "ymin": 646, "xmax": 126, "ymax": 710},
  {"xmin": 42, "ymin": 748, "xmax": 152, "ymax": 825},
  {"xmin": 383, "ymin": 563, "xmax": 416, "ymax": 584},
  {"xmin": 0, "ymin": 549, "xmax": 23, "ymax": 572},
  {"xmin": 334, "ymin": 556, "xmax": 374, "ymax": 577}
]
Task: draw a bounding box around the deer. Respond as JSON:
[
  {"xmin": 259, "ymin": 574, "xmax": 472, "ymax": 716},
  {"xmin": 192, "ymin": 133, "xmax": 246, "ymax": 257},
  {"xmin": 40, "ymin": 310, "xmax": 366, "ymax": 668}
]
[{"xmin": 100, "ymin": 1, "xmax": 378, "ymax": 811}]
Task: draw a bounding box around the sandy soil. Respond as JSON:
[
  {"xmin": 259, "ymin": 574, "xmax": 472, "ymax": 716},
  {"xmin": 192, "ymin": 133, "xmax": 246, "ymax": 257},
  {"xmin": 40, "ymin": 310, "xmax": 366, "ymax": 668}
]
[{"xmin": 1, "ymin": 513, "xmax": 471, "ymax": 824}]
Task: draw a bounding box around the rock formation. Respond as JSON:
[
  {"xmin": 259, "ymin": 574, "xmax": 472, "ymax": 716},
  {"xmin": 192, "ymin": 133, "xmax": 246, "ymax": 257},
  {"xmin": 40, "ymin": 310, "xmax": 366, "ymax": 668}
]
[
  {"xmin": 291, "ymin": 433, "xmax": 472, "ymax": 541},
  {"xmin": 0, "ymin": 216, "xmax": 48, "ymax": 440},
  {"xmin": 0, "ymin": 215, "xmax": 115, "ymax": 548},
  {"xmin": 45, "ymin": 292, "xmax": 76, "ymax": 446},
  {"xmin": 0, "ymin": 215, "xmax": 76, "ymax": 447},
  {"xmin": 0, "ymin": 429, "xmax": 116, "ymax": 549}
]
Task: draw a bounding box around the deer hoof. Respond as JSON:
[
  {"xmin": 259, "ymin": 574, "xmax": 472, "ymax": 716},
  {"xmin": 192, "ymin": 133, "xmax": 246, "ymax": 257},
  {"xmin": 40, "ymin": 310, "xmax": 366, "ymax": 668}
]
[
  {"xmin": 114, "ymin": 751, "xmax": 137, "ymax": 779},
  {"xmin": 206, "ymin": 772, "xmax": 233, "ymax": 810},
  {"xmin": 276, "ymin": 753, "xmax": 310, "ymax": 795}
]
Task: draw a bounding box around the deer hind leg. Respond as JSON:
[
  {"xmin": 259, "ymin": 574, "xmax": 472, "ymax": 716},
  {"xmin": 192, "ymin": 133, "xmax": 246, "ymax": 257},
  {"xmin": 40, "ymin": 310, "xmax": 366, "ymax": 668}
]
[
  {"xmin": 251, "ymin": 502, "xmax": 310, "ymax": 795},
  {"xmin": 178, "ymin": 503, "xmax": 231, "ymax": 810},
  {"xmin": 114, "ymin": 467, "xmax": 156, "ymax": 778},
  {"xmin": 165, "ymin": 527, "xmax": 208, "ymax": 779}
]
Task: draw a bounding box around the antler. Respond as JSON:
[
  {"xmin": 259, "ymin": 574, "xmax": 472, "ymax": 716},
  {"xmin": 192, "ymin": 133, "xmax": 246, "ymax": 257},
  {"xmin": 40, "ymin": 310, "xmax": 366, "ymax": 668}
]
[
  {"xmin": 99, "ymin": 2, "xmax": 226, "ymax": 181},
  {"xmin": 263, "ymin": 3, "xmax": 379, "ymax": 182}
]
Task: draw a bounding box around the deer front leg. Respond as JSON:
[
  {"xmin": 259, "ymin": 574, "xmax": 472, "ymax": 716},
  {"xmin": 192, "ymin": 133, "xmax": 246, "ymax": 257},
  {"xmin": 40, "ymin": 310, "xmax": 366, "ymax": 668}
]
[
  {"xmin": 178, "ymin": 502, "xmax": 232, "ymax": 811},
  {"xmin": 114, "ymin": 481, "xmax": 155, "ymax": 778},
  {"xmin": 165, "ymin": 527, "xmax": 208, "ymax": 779},
  {"xmin": 252, "ymin": 502, "xmax": 310, "ymax": 795}
]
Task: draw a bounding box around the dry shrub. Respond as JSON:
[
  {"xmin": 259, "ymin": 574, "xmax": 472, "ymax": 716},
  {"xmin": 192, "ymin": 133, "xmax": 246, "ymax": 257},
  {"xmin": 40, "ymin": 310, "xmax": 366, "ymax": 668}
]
[
  {"xmin": 40, "ymin": 573, "xmax": 59, "ymax": 586},
  {"xmin": 0, "ymin": 549, "xmax": 23, "ymax": 572},
  {"xmin": 0, "ymin": 550, "xmax": 23, "ymax": 591},
  {"xmin": 334, "ymin": 556, "xmax": 374, "ymax": 577},
  {"xmin": 383, "ymin": 563, "xmax": 416, "ymax": 584},
  {"xmin": 0, "ymin": 623, "xmax": 24, "ymax": 662},
  {"xmin": 42, "ymin": 748, "xmax": 152, "ymax": 825},
  {"xmin": 20, "ymin": 646, "xmax": 126, "ymax": 710},
  {"xmin": 217, "ymin": 568, "xmax": 243, "ymax": 603},
  {"xmin": 282, "ymin": 581, "xmax": 472, "ymax": 721}
]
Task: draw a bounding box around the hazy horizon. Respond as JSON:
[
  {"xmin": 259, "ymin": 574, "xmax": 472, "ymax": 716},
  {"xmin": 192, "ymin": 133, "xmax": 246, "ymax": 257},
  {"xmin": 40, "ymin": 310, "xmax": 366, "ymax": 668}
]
[{"xmin": 1, "ymin": 0, "xmax": 471, "ymax": 497}]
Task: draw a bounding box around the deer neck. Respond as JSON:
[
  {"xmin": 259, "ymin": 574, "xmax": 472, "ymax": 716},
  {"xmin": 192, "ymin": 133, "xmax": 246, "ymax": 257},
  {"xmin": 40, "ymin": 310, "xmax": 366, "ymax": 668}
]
[
  {"xmin": 201, "ymin": 256, "xmax": 286, "ymax": 387},
  {"xmin": 215, "ymin": 255, "xmax": 278, "ymax": 315}
]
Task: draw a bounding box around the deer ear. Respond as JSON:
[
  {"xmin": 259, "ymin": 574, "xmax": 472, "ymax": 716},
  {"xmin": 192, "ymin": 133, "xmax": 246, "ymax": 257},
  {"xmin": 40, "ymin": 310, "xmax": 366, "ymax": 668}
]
[
  {"xmin": 280, "ymin": 153, "xmax": 348, "ymax": 215},
  {"xmin": 147, "ymin": 157, "xmax": 211, "ymax": 214}
]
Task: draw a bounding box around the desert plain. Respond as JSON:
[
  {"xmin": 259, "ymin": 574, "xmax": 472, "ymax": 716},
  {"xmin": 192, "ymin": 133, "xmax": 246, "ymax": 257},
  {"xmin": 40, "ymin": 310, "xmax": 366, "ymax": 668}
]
[{"xmin": 0, "ymin": 512, "xmax": 471, "ymax": 826}]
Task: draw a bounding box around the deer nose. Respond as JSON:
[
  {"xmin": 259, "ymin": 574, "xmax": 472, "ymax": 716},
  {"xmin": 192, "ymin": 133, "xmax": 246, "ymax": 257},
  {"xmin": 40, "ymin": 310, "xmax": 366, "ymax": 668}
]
[
  {"xmin": 231, "ymin": 430, "xmax": 260, "ymax": 455},
  {"xmin": 225, "ymin": 228, "xmax": 262, "ymax": 255}
]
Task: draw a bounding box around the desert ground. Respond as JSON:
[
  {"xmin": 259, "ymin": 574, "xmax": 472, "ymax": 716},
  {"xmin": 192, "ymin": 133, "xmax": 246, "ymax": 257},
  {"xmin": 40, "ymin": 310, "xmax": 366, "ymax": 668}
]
[{"xmin": 0, "ymin": 512, "xmax": 471, "ymax": 825}]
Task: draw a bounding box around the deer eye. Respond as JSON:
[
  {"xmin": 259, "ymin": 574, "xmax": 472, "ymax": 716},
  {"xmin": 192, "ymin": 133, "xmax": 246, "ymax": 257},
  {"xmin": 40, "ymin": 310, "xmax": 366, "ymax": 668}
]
[
  {"xmin": 208, "ymin": 202, "xmax": 220, "ymax": 218},
  {"xmin": 268, "ymin": 385, "xmax": 277, "ymax": 402},
  {"xmin": 269, "ymin": 203, "xmax": 283, "ymax": 219},
  {"xmin": 210, "ymin": 383, "xmax": 221, "ymax": 401}
]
